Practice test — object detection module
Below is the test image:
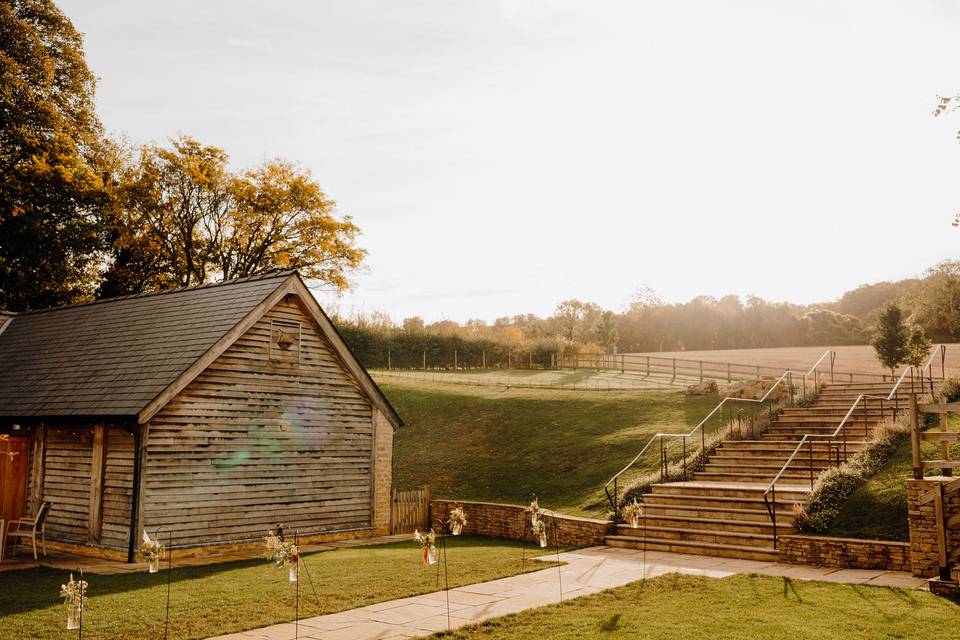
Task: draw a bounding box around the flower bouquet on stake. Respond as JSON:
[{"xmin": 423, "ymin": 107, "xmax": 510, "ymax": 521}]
[
  {"xmin": 532, "ymin": 518, "xmax": 549, "ymax": 548},
  {"xmin": 141, "ymin": 530, "xmax": 164, "ymax": 573},
  {"xmin": 529, "ymin": 496, "xmax": 539, "ymax": 527},
  {"xmin": 448, "ymin": 507, "xmax": 467, "ymax": 536},
  {"xmin": 60, "ymin": 573, "xmax": 87, "ymax": 630},
  {"xmin": 265, "ymin": 532, "xmax": 300, "ymax": 582},
  {"xmin": 622, "ymin": 499, "xmax": 644, "ymax": 529},
  {"xmin": 414, "ymin": 528, "xmax": 437, "ymax": 565}
]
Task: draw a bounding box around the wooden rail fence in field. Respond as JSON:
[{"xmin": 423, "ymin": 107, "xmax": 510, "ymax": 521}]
[
  {"xmin": 559, "ymin": 352, "xmax": 893, "ymax": 383},
  {"xmin": 391, "ymin": 486, "xmax": 431, "ymax": 534}
]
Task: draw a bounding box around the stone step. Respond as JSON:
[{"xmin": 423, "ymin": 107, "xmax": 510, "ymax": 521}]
[
  {"xmin": 718, "ymin": 439, "xmax": 869, "ymax": 450},
  {"xmin": 693, "ymin": 472, "xmax": 816, "ymax": 484},
  {"xmin": 702, "ymin": 461, "xmax": 832, "ymax": 473},
  {"xmin": 604, "ymin": 535, "xmax": 780, "ymax": 561},
  {"xmin": 643, "ymin": 492, "xmax": 801, "ymax": 512},
  {"xmin": 605, "ymin": 522, "xmax": 776, "ymax": 548},
  {"xmin": 641, "ymin": 502, "xmax": 795, "ymax": 523},
  {"xmin": 711, "ymin": 451, "xmax": 842, "ymax": 464},
  {"xmin": 615, "ymin": 515, "xmax": 784, "ymax": 536},
  {"xmin": 771, "ymin": 416, "xmax": 884, "ymax": 425},
  {"xmin": 650, "ymin": 481, "xmax": 809, "ymax": 501}
]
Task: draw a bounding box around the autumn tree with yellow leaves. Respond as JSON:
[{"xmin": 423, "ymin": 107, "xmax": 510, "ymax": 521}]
[
  {"xmin": 1, "ymin": 1, "xmax": 365, "ymax": 308},
  {"xmin": 100, "ymin": 136, "xmax": 365, "ymax": 297}
]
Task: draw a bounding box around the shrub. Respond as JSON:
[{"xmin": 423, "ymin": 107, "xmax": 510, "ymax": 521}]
[
  {"xmin": 793, "ymin": 417, "xmax": 910, "ymax": 534},
  {"xmin": 936, "ymin": 377, "xmax": 960, "ymax": 403}
]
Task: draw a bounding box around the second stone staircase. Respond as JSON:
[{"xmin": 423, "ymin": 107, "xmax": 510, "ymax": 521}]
[{"xmin": 605, "ymin": 381, "xmax": 911, "ymax": 560}]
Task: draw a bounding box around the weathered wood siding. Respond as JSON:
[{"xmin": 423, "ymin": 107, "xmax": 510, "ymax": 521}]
[
  {"xmin": 143, "ymin": 297, "xmax": 376, "ymax": 546},
  {"xmin": 31, "ymin": 425, "xmax": 134, "ymax": 549},
  {"xmin": 100, "ymin": 428, "xmax": 135, "ymax": 548},
  {"xmin": 42, "ymin": 428, "xmax": 92, "ymax": 542}
]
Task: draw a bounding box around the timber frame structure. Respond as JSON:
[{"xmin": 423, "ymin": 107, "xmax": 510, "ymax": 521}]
[{"xmin": 0, "ymin": 271, "xmax": 402, "ymax": 562}]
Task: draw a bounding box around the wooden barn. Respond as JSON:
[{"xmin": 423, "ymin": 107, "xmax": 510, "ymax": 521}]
[{"xmin": 0, "ymin": 271, "xmax": 402, "ymax": 561}]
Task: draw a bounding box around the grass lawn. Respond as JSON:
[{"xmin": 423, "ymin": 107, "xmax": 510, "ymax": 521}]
[
  {"xmin": 429, "ymin": 573, "xmax": 960, "ymax": 639},
  {"xmin": 382, "ymin": 378, "xmax": 725, "ymax": 516},
  {"xmin": 827, "ymin": 431, "xmax": 960, "ymax": 541},
  {"xmin": 0, "ymin": 536, "xmax": 555, "ymax": 640}
]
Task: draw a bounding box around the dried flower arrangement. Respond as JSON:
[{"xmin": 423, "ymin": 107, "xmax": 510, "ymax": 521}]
[
  {"xmin": 414, "ymin": 528, "xmax": 438, "ymax": 565},
  {"xmin": 448, "ymin": 507, "xmax": 467, "ymax": 535}
]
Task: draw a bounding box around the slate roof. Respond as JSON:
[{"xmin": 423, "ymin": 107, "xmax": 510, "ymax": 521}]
[{"xmin": 0, "ymin": 272, "xmax": 292, "ymax": 418}]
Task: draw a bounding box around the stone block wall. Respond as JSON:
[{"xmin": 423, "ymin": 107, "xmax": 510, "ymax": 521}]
[
  {"xmin": 907, "ymin": 478, "xmax": 960, "ymax": 578},
  {"xmin": 778, "ymin": 535, "xmax": 910, "ymax": 572},
  {"xmin": 372, "ymin": 409, "xmax": 395, "ymax": 535},
  {"xmin": 431, "ymin": 499, "xmax": 611, "ymax": 547}
]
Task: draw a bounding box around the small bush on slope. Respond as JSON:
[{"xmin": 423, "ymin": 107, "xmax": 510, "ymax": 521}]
[{"xmin": 794, "ymin": 418, "xmax": 911, "ymax": 534}]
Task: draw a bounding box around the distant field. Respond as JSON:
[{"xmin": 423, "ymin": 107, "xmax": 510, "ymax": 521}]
[
  {"xmin": 380, "ymin": 377, "xmax": 725, "ymax": 516},
  {"xmin": 628, "ymin": 344, "xmax": 960, "ymax": 377}
]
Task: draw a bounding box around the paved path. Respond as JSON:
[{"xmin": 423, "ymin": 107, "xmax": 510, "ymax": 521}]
[{"xmin": 209, "ymin": 546, "xmax": 928, "ymax": 640}]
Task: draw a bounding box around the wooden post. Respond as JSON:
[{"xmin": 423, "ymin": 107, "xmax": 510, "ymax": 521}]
[
  {"xmin": 423, "ymin": 350, "xmax": 426, "ymax": 370},
  {"xmin": 934, "ymin": 483, "xmax": 950, "ymax": 580},
  {"xmin": 454, "ymin": 349, "xmax": 458, "ymax": 370},
  {"xmin": 621, "ymin": 354, "xmax": 625, "ymax": 374},
  {"xmin": 699, "ymin": 361, "xmax": 703, "ymax": 382},
  {"xmin": 672, "ymin": 358, "xmax": 676, "ymax": 380},
  {"xmin": 646, "ymin": 356, "xmax": 650, "ymax": 376},
  {"xmin": 910, "ymin": 393, "xmax": 923, "ymax": 480},
  {"xmin": 482, "ymin": 350, "xmax": 486, "ymax": 369},
  {"xmin": 387, "ymin": 350, "xmax": 392, "ymax": 370},
  {"xmin": 29, "ymin": 424, "xmax": 46, "ymax": 515},
  {"xmin": 88, "ymin": 424, "xmax": 107, "ymax": 543},
  {"xmin": 940, "ymin": 402, "xmax": 952, "ymax": 477}
]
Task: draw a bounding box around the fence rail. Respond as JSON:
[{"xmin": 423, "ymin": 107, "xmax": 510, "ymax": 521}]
[{"xmin": 560, "ymin": 352, "xmax": 894, "ymax": 383}]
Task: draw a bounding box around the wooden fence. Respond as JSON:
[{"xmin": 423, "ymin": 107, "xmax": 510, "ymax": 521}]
[
  {"xmin": 911, "ymin": 396, "xmax": 960, "ymax": 479},
  {"xmin": 391, "ymin": 486, "xmax": 431, "ymax": 534},
  {"xmin": 558, "ymin": 352, "xmax": 892, "ymax": 384}
]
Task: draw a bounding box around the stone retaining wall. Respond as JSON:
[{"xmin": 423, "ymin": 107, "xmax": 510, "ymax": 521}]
[
  {"xmin": 430, "ymin": 499, "xmax": 611, "ymax": 547},
  {"xmin": 907, "ymin": 478, "xmax": 960, "ymax": 578},
  {"xmin": 778, "ymin": 535, "xmax": 910, "ymax": 572}
]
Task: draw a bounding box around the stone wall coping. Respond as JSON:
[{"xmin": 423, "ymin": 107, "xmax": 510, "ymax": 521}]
[
  {"xmin": 780, "ymin": 534, "xmax": 909, "ymax": 548},
  {"xmin": 431, "ymin": 499, "xmax": 608, "ymax": 525}
]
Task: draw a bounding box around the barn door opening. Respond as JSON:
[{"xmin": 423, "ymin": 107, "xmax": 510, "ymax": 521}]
[{"xmin": 0, "ymin": 436, "xmax": 30, "ymax": 524}]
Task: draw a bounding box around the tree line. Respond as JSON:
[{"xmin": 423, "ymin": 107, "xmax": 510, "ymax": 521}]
[
  {"xmin": 335, "ymin": 261, "xmax": 960, "ymax": 369},
  {"xmin": 1, "ymin": 1, "xmax": 364, "ymax": 312}
]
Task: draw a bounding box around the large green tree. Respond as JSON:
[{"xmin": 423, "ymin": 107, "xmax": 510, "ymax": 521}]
[
  {"xmin": 0, "ymin": 0, "xmax": 108, "ymax": 310},
  {"xmin": 871, "ymin": 303, "xmax": 909, "ymax": 375}
]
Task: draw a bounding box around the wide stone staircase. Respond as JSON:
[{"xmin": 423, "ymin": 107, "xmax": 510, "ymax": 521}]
[{"xmin": 605, "ymin": 381, "xmax": 913, "ymax": 560}]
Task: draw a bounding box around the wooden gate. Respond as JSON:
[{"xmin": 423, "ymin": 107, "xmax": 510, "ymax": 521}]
[
  {"xmin": 0, "ymin": 436, "xmax": 30, "ymax": 525},
  {"xmin": 391, "ymin": 486, "xmax": 431, "ymax": 534}
]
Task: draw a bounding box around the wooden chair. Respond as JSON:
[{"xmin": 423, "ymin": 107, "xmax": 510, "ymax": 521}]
[{"xmin": 6, "ymin": 502, "xmax": 51, "ymax": 560}]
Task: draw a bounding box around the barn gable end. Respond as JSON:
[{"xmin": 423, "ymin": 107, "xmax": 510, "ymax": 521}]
[{"xmin": 142, "ymin": 294, "xmax": 390, "ymax": 546}]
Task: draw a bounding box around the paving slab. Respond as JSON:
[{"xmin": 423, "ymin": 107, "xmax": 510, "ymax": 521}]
[{"xmin": 206, "ymin": 546, "xmax": 929, "ymax": 640}]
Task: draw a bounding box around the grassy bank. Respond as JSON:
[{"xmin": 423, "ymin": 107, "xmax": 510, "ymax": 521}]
[
  {"xmin": 429, "ymin": 573, "xmax": 960, "ymax": 639},
  {"xmin": 826, "ymin": 436, "xmax": 960, "ymax": 541},
  {"xmin": 0, "ymin": 537, "xmax": 555, "ymax": 640},
  {"xmin": 382, "ymin": 378, "xmax": 724, "ymax": 516}
]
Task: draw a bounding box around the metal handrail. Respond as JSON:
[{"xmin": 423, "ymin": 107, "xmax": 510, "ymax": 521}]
[
  {"xmin": 761, "ymin": 344, "xmax": 947, "ymax": 547},
  {"xmin": 603, "ymin": 349, "xmax": 837, "ymax": 514}
]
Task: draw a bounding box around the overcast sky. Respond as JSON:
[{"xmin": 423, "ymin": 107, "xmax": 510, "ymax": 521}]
[{"xmin": 61, "ymin": 0, "xmax": 960, "ymax": 322}]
